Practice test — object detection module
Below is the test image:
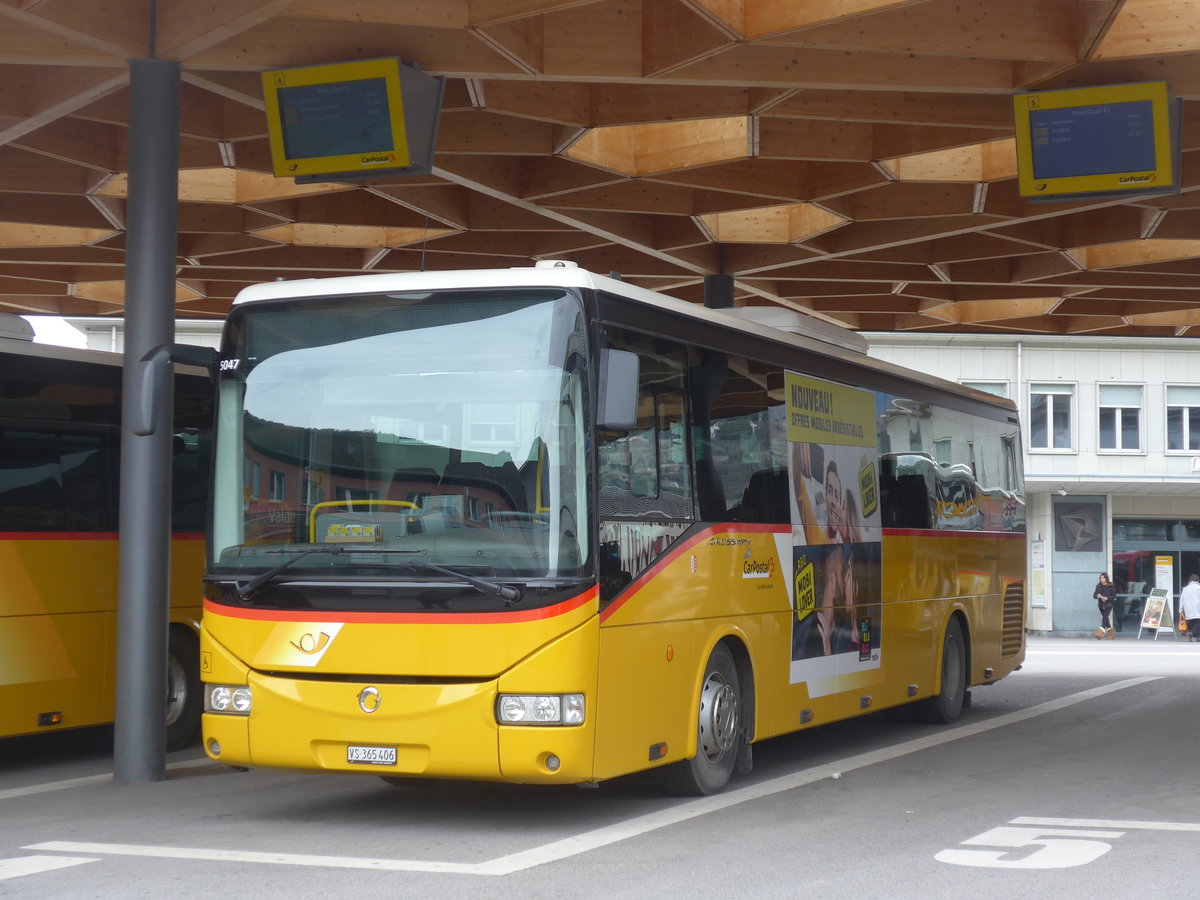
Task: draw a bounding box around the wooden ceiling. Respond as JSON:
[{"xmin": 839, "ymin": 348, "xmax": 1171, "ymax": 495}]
[{"xmin": 3, "ymin": 0, "xmax": 1200, "ymax": 335}]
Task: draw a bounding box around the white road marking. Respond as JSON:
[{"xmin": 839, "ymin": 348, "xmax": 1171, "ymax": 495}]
[
  {"xmin": 937, "ymin": 825, "xmax": 1123, "ymax": 869},
  {"xmin": 0, "ymin": 855, "xmax": 98, "ymax": 881},
  {"xmin": 0, "ymin": 758, "xmax": 218, "ymax": 803},
  {"xmin": 24, "ymin": 842, "xmax": 485, "ymax": 875},
  {"xmin": 937, "ymin": 817, "xmax": 1200, "ymax": 869},
  {"xmin": 25, "ymin": 676, "xmax": 1158, "ymax": 877},
  {"xmin": 1013, "ymin": 816, "xmax": 1200, "ymax": 833}
]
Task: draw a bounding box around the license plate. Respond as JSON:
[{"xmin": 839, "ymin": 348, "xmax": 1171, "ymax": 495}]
[{"xmin": 347, "ymin": 744, "xmax": 397, "ymax": 766}]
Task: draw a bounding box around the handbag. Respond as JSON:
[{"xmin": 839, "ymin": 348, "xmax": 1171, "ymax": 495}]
[{"xmin": 1180, "ymin": 615, "xmax": 1189, "ymax": 633}]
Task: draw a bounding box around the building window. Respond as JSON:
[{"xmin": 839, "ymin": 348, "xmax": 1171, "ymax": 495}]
[
  {"xmin": 1167, "ymin": 386, "xmax": 1200, "ymax": 452},
  {"xmin": 467, "ymin": 403, "xmax": 519, "ymax": 448},
  {"xmin": 1029, "ymin": 383, "xmax": 1073, "ymax": 450},
  {"xmin": 268, "ymin": 469, "xmax": 286, "ymax": 501},
  {"xmin": 243, "ymin": 457, "xmax": 261, "ymax": 501},
  {"xmin": 933, "ymin": 438, "xmax": 952, "ymax": 466},
  {"xmin": 1098, "ymin": 384, "xmax": 1142, "ymax": 452}
]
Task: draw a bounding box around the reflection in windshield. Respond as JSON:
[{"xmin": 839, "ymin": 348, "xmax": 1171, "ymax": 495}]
[{"xmin": 210, "ymin": 292, "xmax": 589, "ymax": 588}]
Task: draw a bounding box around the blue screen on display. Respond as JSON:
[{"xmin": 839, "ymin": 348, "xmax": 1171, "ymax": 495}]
[
  {"xmin": 279, "ymin": 77, "xmax": 394, "ymax": 160},
  {"xmin": 1029, "ymin": 99, "xmax": 1156, "ymax": 180}
]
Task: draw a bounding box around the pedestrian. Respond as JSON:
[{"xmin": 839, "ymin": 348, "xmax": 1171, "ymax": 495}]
[
  {"xmin": 1093, "ymin": 572, "xmax": 1117, "ymax": 640},
  {"xmin": 1180, "ymin": 574, "xmax": 1200, "ymax": 642}
]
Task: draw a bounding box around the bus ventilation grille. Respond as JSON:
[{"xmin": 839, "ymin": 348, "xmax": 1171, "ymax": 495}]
[{"xmin": 1001, "ymin": 581, "xmax": 1025, "ymax": 657}]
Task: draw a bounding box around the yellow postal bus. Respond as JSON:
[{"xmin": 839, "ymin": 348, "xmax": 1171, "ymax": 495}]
[
  {"xmin": 200, "ymin": 264, "xmax": 1025, "ymax": 794},
  {"xmin": 0, "ymin": 318, "xmax": 211, "ymax": 749}
]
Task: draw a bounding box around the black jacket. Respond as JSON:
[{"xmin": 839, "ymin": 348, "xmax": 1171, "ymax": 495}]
[{"xmin": 1094, "ymin": 582, "xmax": 1117, "ymax": 611}]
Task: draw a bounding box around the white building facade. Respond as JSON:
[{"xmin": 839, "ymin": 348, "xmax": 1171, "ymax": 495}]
[{"xmin": 868, "ymin": 333, "xmax": 1200, "ymax": 635}]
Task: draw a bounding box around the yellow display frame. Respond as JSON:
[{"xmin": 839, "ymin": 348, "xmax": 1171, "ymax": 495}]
[
  {"xmin": 1013, "ymin": 82, "xmax": 1174, "ymax": 198},
  {"xmin": 262, "ymin": 58, "xmax": 410, "ymax": 178}
]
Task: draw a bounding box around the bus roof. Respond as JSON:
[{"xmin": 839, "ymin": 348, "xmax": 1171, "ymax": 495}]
[
  {"xmin": 234, "ymin": 261, "xmax": 868, "ymax": 350},
  {"xmin": 231, "ymin": 263, "xmax": 1015, "ymax": 415}
]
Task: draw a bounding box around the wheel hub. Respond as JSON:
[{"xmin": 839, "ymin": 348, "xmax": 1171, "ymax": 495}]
[
  {"xmin": 165, "ymin": 654, "xmax": 187, "ymax": 726},
  {"xmin": 698, "ymin": 672, "xmax": 738, "ymax": 762}
]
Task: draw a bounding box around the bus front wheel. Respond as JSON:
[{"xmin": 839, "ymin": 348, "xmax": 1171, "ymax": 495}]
[
  {"xmin": 914, "ymin": 617, "xmax": 966, "ymax": 725},
  {"xmin": 166, "ymin": 629, "xmax": 202, "ymax": 751},
  {"xmin": 664, "ymin": 643, "xmax": 743, "ymax": 796}
]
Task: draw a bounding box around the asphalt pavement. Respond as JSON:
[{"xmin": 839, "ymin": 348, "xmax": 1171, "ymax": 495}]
[{"xmin": 2, "ymin": 634, "xmax": 1198, "ymax": 899}]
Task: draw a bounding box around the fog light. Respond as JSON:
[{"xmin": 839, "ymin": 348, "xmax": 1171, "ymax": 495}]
[
  {"xmin": 545, "ymin": 754, "xmax": 561, "ymax": 772},
  {"xmin": 208, "ymin": 739, "xmax": 222, "ymax": 757}
]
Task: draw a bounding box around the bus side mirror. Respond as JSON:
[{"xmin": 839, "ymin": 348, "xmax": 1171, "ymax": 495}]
[
  {"xmin": 131, "ymin": 343, "xmax": 218, "ymax": 436},
  {"xmin": 597, "ymin": 349, "xmax": 639, "ymax": 431}
]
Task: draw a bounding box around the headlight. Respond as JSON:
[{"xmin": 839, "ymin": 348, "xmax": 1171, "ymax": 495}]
[
  {"xmin": 496, "ymin": 693, "xmax": 585, "ymax": 726},
  {"xmin": 206, "ymin": 684, "xmax": 252, "ymax": 715}
]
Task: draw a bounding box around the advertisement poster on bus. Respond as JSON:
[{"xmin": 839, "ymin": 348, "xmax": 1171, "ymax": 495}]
[{"xmin": 786, "ymin": 372, "xmax": 883, "ymax": 694}]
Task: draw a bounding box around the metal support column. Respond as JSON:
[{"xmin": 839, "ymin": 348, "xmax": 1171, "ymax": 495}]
[{"xmin": 114, "ymin": 57, "xmax": 180, "ymax": 783}]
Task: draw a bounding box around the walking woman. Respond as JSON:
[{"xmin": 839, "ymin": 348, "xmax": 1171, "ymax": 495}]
[{"xmin": 1094, "ymin": 572, "xmax": 1118, "ymax": 639}]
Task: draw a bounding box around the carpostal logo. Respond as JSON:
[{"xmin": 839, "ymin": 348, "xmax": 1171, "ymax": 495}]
[
  {"xmin": 742, "ymin": 550, "xmax": 776, "ymax": 580},
  {"xmin": 1118, "ymin": 173, "xmax": 1156, "ymax": 185},
  {"xmin": 361, "ymin": 152, "xmax": 397, "ymax": 166}
]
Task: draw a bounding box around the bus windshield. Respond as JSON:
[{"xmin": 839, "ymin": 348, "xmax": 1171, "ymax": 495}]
[{"xmin": 208, "ymin": 289, "xmax": 590, "ymax": 594}]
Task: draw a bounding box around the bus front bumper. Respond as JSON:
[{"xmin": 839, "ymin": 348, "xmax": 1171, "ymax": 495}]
[{"xmin": 202, "ymin": 673, "xmax": 596, "ymax": 784}]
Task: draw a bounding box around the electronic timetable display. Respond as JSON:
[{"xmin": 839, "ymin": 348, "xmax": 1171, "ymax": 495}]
[
  {"xmin": 1013, "ymin": 82, "xmax": 1180, "ymax": 200},
  {"xmin": 261, "ymin": 58, "xmax": 445, "ymax": 181},
  {"xmin": 276, "ymin": 77, "xmax": 397, "ymax": 163}
]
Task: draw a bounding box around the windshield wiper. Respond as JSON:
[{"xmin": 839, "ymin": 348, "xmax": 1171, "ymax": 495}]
[
  {"xmin": 236, "ymin": 545, "xmax": 348, "ymax": 601},
  {"xmin": 233, "ymin": 546, "xmax": 521, "ymax": 605},
  {"xmin": 403, "ymin": 560, "xmax": 522, "ymax": 605}
]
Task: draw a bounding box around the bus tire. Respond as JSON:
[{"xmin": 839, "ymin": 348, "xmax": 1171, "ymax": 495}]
[
  {"xmin": 166, "ymin": 628, "xmax": 202, "ymax": 751},
  {"xmin": 663, "ymin": 643, "xmax": 742, "ymax": 796},
  {"xmin": 914, "ymin": 617, "xmax": 966, "ymax": 725}
]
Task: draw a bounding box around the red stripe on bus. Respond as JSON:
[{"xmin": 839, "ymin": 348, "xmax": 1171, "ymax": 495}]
[
  {"xmin": 204, "ymin": 584, "xmax": 599, "ymax": 625},
  {"xmin": 599, "ymin": 523, "xmax": 788, "ymax": 623},
  {"xmin": 0, "ymin": 531, "xmax": 204, "ymax": 541},
  {"xmin": 598, "ymin": 523, "xmax": 1025, "ymax": 622}
]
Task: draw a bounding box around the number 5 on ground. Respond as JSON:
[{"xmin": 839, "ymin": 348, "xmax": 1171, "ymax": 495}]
[{"xmin": 936, "ymin": 826, "xmax": 1124, "ymax": 869}]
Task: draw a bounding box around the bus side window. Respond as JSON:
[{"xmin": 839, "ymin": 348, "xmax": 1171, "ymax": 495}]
[
  {"xmin": 63, "ymin": 441, "xmax": 118, "ymax": 531},
  {"xmin": 0, "ymin": 374, "xmax": 120, "ymax": 532},
  {"xmin": 879, "ymin": 454, "xmax": 934, "ymax": 530},
  {"xmin": 170, "ymin": 384, "xmax": 213, "ymax": 534},
  {"xmin": 597, "ymin": 329, "xmax": 691, "ymax": 520},
  {"xmin": 171, "ymin": 429, "xmax": 210, "ymax": 533},
  {"xmin": 0, "ymin": 430, "xmax": 70, "ymax": 531},
  {"xmin": 699, "ymin": 354, "xmax": 787, "ymax": 524}
]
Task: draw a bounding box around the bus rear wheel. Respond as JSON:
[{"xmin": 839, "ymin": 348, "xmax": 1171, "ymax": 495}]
[
  {"xmin": 664, "ymin": 643, "xmax": 743, "ymax": 796},
  {"xmin": 914, "ymin": 617, "xmax": 966, "ymax": 725}
]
